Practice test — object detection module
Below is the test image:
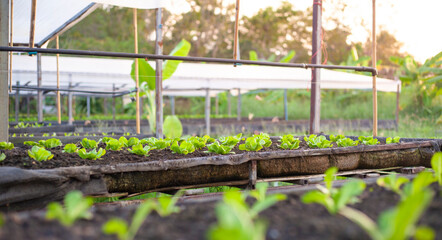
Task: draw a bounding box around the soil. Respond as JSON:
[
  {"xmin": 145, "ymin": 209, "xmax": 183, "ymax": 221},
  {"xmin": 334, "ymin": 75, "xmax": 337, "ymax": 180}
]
[
  {"xmin": 0, "ymin": 183, "xmax": 440, "ymax": 240},
  {"xmin": 0, "ymin": 139, "xmax": 314, "ymax": 170}
]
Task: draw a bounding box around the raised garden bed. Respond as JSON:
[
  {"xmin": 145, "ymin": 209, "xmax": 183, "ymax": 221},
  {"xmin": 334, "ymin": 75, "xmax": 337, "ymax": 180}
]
[{"xmin": 1, "ymin": 136, "xmax": 440, "ymax": 210}]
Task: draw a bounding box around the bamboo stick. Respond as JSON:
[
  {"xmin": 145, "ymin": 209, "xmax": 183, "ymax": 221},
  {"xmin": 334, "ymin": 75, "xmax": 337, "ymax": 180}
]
[
  {"xmin": 372, "ymin": 0, "xmax": 378, "ymax": 136},
  {"xmin": 133, "ymin": 8, "xmax": 140, "ymax": 134},
  {"xmin": 56, "ymin": 36, "xmax": 61, "ymax": 124}
]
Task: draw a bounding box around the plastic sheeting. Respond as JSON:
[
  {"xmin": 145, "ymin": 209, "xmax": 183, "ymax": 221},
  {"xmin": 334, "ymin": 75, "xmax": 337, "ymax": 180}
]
[{"xmin": 10, "ymin": 55, "xmax": 400, "ymax": 97}]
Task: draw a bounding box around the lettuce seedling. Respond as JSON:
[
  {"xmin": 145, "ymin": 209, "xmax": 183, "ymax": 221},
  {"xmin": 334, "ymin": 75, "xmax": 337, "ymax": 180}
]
[
  {"xmin": 206, "ymin": 141, "xmax": 236, "ymax": 155},
  {"xmin": 278, "ymin": 134, "xmax": 300, "ymax": 150},
  {"xmin": 187, "ymin": 135, "xmax": 212, "ymax": 150},
  {"xmin": 302, "ymin": 167, "xmax": 366, "ymax": 214},
  {"xmin": 127, "ymin": 137, "xmax": 140, "ymax": 147},
  {"xmin": 170, "ymin": 140, "xmax": 195, "ymax": 155},
  {"xmin": 239, "ymin": 133, "xmax": 272, "ymax": 152},
  {"xmin": 62, "ymin": 143, "xmax": 78, "ymax": 153},
  {"xmin": 329, "ymin": 134, "xmax": 345, "ymax": 142},
  {"xmin": 28, "ymin": 146, "xmax": 54, "ymax": 161},
  {"xmin": 78, "ymin": 148, "xmax": 106, "ymax": 160},
  {"xmin": 155, "ymin": 191, "xmax": 184, "ymax": 217},
  {"xmin": 24, "ymin": 138, "xmax": 62, "ymax": 149},
  {"xmin": 101, "ymin": 137, "xmax": 115, "ymax": 144},
  {"xmin": 81, "ymin": 138, "xmax": 100, "ymax": 149},
  {"xmin": 118, "ymin": 137, "xmax": 129, "ymax": 147},
  {"xmin": 376, "ymin": 174, "xmax": 409, "ymax": 198},
  {"xmin": 128, "ymin": 144, "xmax": 153, "ymax": 156},
  {"xmin": 141, "ymin": 137, "xmax": 172, "ymax": 150},
  {"xmin": 358, "ymin": 136, "xmax": 380, "ymax": 145},
  {"xmin": 431, "ymin": 152, "xmax": 442, "ymax": 185},
  {"xmin": 218, "ymin": 133, "xmax": 242, "ymax": 147},
  {"xmin": 106, "ymin": 138, "xmax": 124, "ymax": 151},
  {"xmin": 0, "ymin": 142, "xmax": 14, "ymax": 150},
  {"xmin": 0, "ymin": 153, "xmax": 5, "ymax": 162},
  {"xmin": 46, "ymin": 190, "xmax": 93, "ymax": 227},
  {"xmin": 336, "ymin": 137, "xmax": 359, "ymax": 147},
  {"xmin": 386, "ymin": 136, "xmax": 401, "ymax": 144},
  {"xmin": 304, "ymin": 134, "xmax": 333, "ymax": 148}
]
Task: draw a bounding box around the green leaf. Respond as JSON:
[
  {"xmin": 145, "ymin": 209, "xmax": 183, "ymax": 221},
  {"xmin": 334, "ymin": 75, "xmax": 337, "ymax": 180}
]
[
  {"xmin": 424, "ymin": 75, "xmax": 442, "ymax": 84},
  {"xmin": 46, "ymin": 191, "xmax": 93, "ymax": 227},
  {"xmin": 0, "ymin": 142, "xmax": 14, "ymax": 150},
  {"xmin": 106, "ymin": 138, "xmax": 124, "ymax": 151},
  {"xmin": 301, "ymin": 190, "xmax": 334, "ymax": 214},
  {"xmin": 163, "ymin": 39, "xmax": 191, "ymax": 80},
  {"xmin": 28, "ymin": 146, "xmax": 54, "ymax": 161},
  {"xmin": 102, "ymin": 218, "xmax": 129, "ymax": 240},
  {"xmin": 0, "ymin": 153, "xmax": 5, "ymax": 161},
  {"xmin": 163, "ymin": 115, "xmax": 183, "ymax": 139},
  {"xmin": 249, "ymin": 51, "xmax": 258, "ymax": 61},
  {"xmin": 431, "ymin": 152, "xmax": 442, "ymax": 185},
  {"xmin": 81, "ymin": 138, "xmax": 99, "ymax": 149},
  {"xmin": 62, "ymin": 143, "xmax": 78, "ymax": 153},
  {"xmin": 324, "ymin": 167, "xmax": 338, "ymax": 191},
  {"xmin": 78, "ymin": 148, "xmax": 106, "ymax": 160},
  {"xmin": 128, "ymin": 144, "xmax": 152, "ymax": 156},
  {"xmin": 43, "ymin": 138, "xmax": 62, "ymax": 149},
  {"xmin": 332, "ymin": 180, "xmax": 366, "ymax": 213},
  {"xmin": 279, "ymin": 50, "xmax": 295, "ymax": 63},
  {"xmin": 207, "ymin": 141, "xmax": 235, "ymax": 155},
  {"xmin": 127, "ymin": 137, "xmax": 140, "ymax": 147},
  {"xmin": 128, "ymin": 200, "xmax": 155, "ymax": 239},
  {"xmin": 414, "ymin": 226, "xmax": 435, "ymax": 240},
  {"xmin": 131, "ymin": 59, "xmax": 156, "ymax": 90}
]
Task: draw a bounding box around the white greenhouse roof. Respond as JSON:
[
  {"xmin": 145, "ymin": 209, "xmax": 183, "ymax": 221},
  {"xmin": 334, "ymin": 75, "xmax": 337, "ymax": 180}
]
[
  {"xmin": 11, "ymin": 0, "xmax": 171, "ymax": 47},
  {"xmin": 10, "ymin": 55, "xmax": 400, "ymax": 97}
]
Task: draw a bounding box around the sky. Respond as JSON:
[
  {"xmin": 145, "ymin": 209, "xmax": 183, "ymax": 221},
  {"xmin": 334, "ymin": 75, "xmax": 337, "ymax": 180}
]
[{"xmin": 169, "ymin": 0, "xmax": 442, "ymax": 63}]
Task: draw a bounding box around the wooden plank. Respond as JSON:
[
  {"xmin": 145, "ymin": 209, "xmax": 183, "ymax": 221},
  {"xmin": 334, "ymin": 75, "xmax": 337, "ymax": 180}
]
[{"xmin": 0, "ymin": 0, "xmax": 9, "ymax": 141}]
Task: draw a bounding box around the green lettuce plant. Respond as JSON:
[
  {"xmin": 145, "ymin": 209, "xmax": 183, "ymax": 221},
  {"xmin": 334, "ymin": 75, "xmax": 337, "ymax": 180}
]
[
  {"xmin": 330, "ymin": 134, "xmax": 346, "ymax": 142},
  {"xmin": 304, "ymin": 134, "xmax": 333, "ymax": 148},
  {"xmin": 141, "ymin": 137, "xmax": 172, "ymax": 150},
  {"xmin": 386, "ymin": 137, "xmax": 401, "ymax": 144},
  {"xmin": 24, "ymin": 138, "xmax": 62, "ymax": 149},
  {"xmin": 278, "ymin": 134, "xmax": 300, "ymax": 150},
  {"xmin": 0, "ymin": 142, "xmax": 14, "ymax": 150},
  {"xmin": 0, "ymin": 153, "xmax": 5, "ymax": 162},
  {"xmin": 78, "ymin": 148, "xmax": 106, "ymax": 160},
  {"xmin": 336, "ymin": 137, "xmax": 359, "ymax": 147},
  {"xmin": 219, "ymin": 133, "xmax": 242, "ymax": 147},
  {"xmin": 62, "ymin": 143, "xmax": 78, "ymax": 153},
  {"xmin": 127, "ymin": 137, "xmax": 140, "ymax": 147},
  {"xmin": 187, "ymin": 135, "xmax": 213, "ymax": 150},
  {"xmin": 81, "ymin": 138, "xmax": 100, "ymax": 149},
  {"xmin": 118, "ymin": 137, "xmax": 129, "ymax": 147},
  {"xmin": 239, "ymin": 133, "xmax": 272, "ymax": 152},
  {"xmin": 206, "ymin": 141, "xmax": 235, "ymax": 155},
  {"xmin": 431, "ymin": 152, "xmax": 442, "ymax": 185},
  {"xmin": 28, "ymin": 146, "xmax": 54, "ymax": 161},
  {"xmin": 358, "ymin": 136, "xmax": 380, "ymax": 145},
  {"xmin": 128, "ymin": 144, "xmax": 153, "ymax": 156},
  {"xmin": 170, "ymin": 140, "xmax": 195, "ymax": 155},
  {"xmin": 46, "ymin": 190, "xmax": 93, "ymax": 227},
  {"xmin": 106, "ymin": 138, "xmax": 124, "ymax": 151}
]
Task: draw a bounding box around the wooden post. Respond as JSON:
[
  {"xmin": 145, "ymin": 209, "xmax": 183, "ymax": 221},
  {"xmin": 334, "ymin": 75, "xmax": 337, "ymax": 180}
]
[
  {"xmin": 15, "ymin": 81, "xmax": 19, "ymax": 123},
  {"xmin": 9, "ymin": 0, "xmax": 13, "ymax": 92},
  {"xmin": 372, "ymin": 0, "xmax": 378, "ymax": 136},
  {"xmin": 205, "ymin": 89, "xmax": 211, "ymax": 136},
  {"xmin": 103, "ymin": 97, "xmax": 108, "ymax": 115},
  {"xmin": 395, "ymin": 79, "xmax": 400, "ymax": 128},
  {"xmin": 170, "ymin": 96, "xmax": 175, "ymax": 115},
  {"xmin": 68, "ymin": 82, "xmax": 73, "ymax": 125},
  {"xmin": 215, "ymin": 94, "xmax": 219, "ymax": 116},
  {"xmin": 112, "ymin": 84, "xmax": 116, "ymax": 125},
  {"xmin": 227, "ymin": 90, "xmax": 232, "ymax": 116},
  {"xmin": 237, "ymin": 89, "xmax": 241, "ymax": 121},
  {"xmin": 56, "ymin": 36, "xmax": 61, "ymax": 124},
  {"xmin": 37, "ymin": 52, "xmax": 43, "ymax": 122},
  {"xmin": 309, "ymin": 0, "xmax": 322, "ymax": 134},
  {"xmin": 86, "ymin": 96, "xmax": 91, "ymax": 118},
  {"xmin": 233, "ymin": 0, "xmax": 240, "ymax": 66},
  {"xmin": 26, "ymin": 94, "xmax": 30, "ymax": 118},
  {"xmin": 248, "ymin": 160, "xmax": 257, "ymax": 189},
  {"xmin": 29, "ymin": 0, "xmax": 37, "ymax": 48},
  {"xmin": 133, "ymin": 8, "xmax": 140, "ymax": 134},
  {"xmin": 284, "ymin": 89, "xmax": 288, "ymax": 121},
  {"xmin": 155, "ymin": 8, "xmax": 163, "ymax": 139}
]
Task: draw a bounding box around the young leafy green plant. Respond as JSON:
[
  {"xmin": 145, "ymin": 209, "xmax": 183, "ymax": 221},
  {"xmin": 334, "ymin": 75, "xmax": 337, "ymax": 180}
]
[
  {"xmin": 329, "ymin": 134, "xmax": 345, "ymax": 142},
  {"xmin": 41, "ymin": 138, "xmax": 62, "ymax": 149},
  {"xmin": 119, "ymin": 137, "xmax": 129, "ymax": 147},
  {"xmin": 141, "ymin": 137, "xmax": 172, "ymax": 150},
  {"xmin": 46, "ymin": 190, "xmax": 93, "ymax": 227},
  {"xmin": 0, "ymin": 142, "xmax": 14, "ymax": 150},
  {"xmin": 239, "ymin": 133, "xmax": 272, "ymax": 152},
  {"xmin": 206, "ymin": 141, "xmax": 235, "ymax": 155},
  {"xmin": 218, "ymin": 133, "xmax": 242, "ymax": 147},
  {"xmin": 402, "ymin": 171, "xmax": 436, "ymax": 198},
  {"xmin": 127, "ymin": 137, "xmax": 140, "ymax": 147},
  {"xmin": 278, "ymin": 134, "xmax": 300, "ymax": 150},
  {"xmin": 81, "ymin": 138, "xmax": 100, "ymax": 149},
  {"xmin": 386, "ymin": 136, "xmax": 401, "ymax": 144},
  {"xmin": 431, "ymin": 152, "xmax": 442, "ymax": 186},
  {"xmin": 170, "ymin": 140, "xmax": 195, "ymax": 155},
  {"xmin": 78, "ymin": 148, "xmax": 106, "ymax": 160},
  {"xmin": 128, "ymin": 144, "xmax": 153, "ymax": 156},
  {"xmin": 376, "ymin": 174, "xmax": 409, "ymax": 198},
  {"xmin": 62, "ymin": 143, "xmax": 78, "ymax": 153},
  {"xmin": 155, "ymin": 191, "xmax": 184, "ymax": 217},
  {"xmin": 105, "ymin": 138, "xmax": 124, "ymax": 151},
  {"xmin": 336, "ymin": 137, "xmax": 359, "ymax": 147},
  {"xmin": 0, "ymin": 153, "xmax": 5, "ymax": 162},
  {"xmin": 304, "ymin": 134, "xmax": 333, "ymax": 148},
  {"xmin": 358, "ymin": 136, "xmax": 380, "ymax": 145},
  {"xmin": 28, "ymin": 146, "xmax": 54, "ymax": 161},
  {"xmin": 187, "ymin": 135, "xmax": 213, "ymax": 150},
  {"xmin": 301, "ymin": 167, "xmax": 366, "ymax": 214}
]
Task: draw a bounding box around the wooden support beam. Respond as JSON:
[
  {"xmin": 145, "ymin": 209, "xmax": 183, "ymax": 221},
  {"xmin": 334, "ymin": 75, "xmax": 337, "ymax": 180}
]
[
  {"xmin": 309, "ymin": 0, "xmax": 322, "ymax": 134},
  {"xmin": 133, "ymin": 8, "xmax": 140, "ymax": 134},
  {"xmin": 155, "ymin": 8, "xmax": 163, "ymax": 139},
  {"xmin": 56, "ymin": 36, "xmax": 61, "ymax": 124},
  {"xmin": 29, "ymin": 0, "xmax": 37, "ymax": 48},
  {"xmin": 372, "ymin": 0, "xmax": 378, "ymax": 136},
  {"xmin": 248, "ymin": 160, "xmax": 257, "ymax": 189}
]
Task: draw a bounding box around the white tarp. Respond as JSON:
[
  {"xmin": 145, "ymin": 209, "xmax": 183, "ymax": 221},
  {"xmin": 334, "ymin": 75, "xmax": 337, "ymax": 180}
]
[{"xmin": 10, "ymin": 55, "xmax": 400, "ymax": 97}]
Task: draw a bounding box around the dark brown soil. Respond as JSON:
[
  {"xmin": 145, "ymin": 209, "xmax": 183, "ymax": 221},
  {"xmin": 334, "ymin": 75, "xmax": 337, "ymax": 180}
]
[
  {"xmin": 0, "ymin": 183, "xmax": 440, "ymax": 240},
  {"xmin": 0, "ymin": 139, "xmax": 311, "ymax": 169}
]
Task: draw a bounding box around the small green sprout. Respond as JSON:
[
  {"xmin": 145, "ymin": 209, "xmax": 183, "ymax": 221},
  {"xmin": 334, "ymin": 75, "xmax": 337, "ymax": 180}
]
[
  {"xmin": 431, "ymin": 152, "xmax": 442, "ymax": 186},
  {"xmin": 278, "ymin": 134, "xmax": 300, "ymax": 150},
  {"xmin": 28, "ymin": 146, "xmax": 54, "ymax": 161},
  {"xmin": 170, "ymin": 140, "xmax": 195, "ymax": 155},
  {"xmin": 81, "ymin": 138, "xmax": 100, "ymax": 149},
  {"xmin": 0, "ymin": 153, "xmax": 5, "ymax": 162},
  {"xmin": 304, "ymin": 134, "xmax": 333, "ymax": 148},
  {"xmin": 0, "ymin": 142, "xmax": 14, "ymax": 150},
  {"xmin": 78, "ymin": 148, "xmax": 106, "ymax": 160},
  {"xmin": 128, "ymin": 144, "xmax": 153, "ymax": 156},
  {"xmin": 376, "ymin": 174, "xmax": 409, "ymax": 198},
  {"xmin": 206, "ymin": 141, "xmax": 235, "ymax": 155},
  {"xmin": 336, "ymin": 137, "xmax": 359, "ymax": 147},
  {"xmin": 358, "ymin": 136, "xmax": 380, "ymax": 145},
  {"xmin": 239, "ymin": 133, "xmax": 272, "ymax": 152},
  {"xmin": 46, "ymin": 190, "xmax": 93, "ymax": 227},
  {"xmin": 386, "ymin": 136, "xmax": 401, "ymax": 144},
  {"xmin": 62, "ymin": 143, "xmax": 78, "ymax": 153}
]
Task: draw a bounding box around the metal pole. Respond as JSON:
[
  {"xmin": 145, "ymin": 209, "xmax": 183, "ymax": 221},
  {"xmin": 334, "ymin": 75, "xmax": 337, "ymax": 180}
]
[
  {"xmin": 56, "ymin": 36, "xmax": 61, "ymax": 124},
  {"xmin": 205, "ymin": 89, "xmax": 211, "ymax": 135},
  {"xmin": 15, "ymin": 81, "xmax": 19, "ymax": 122},
  {"xmin": 215, "ymin": 94, "xmax": 219, "ymax": 116},
  {"xmin": 37, "ymin": 52, "xmax": 43, "ymax": 122},
  {"xmin": 86, "ymin": 96, "xmax": 91, "ymax": 118},
  {"xmin": 228, "ymin": 90, "xmax": 231, "ymax": 116},
  {"xmin": 372, "ymin": 0, "xmax": 378, "ymax": 136},
  {"xmin": 26, "ymin": 94, "xmax": 30, "ymax": 118},
  {"xmin": 170, "ymin": 96, "xmax": 175, "ymax": 115},
  {"xmin": 112, "ymin": 84, "xmax": 116, "ymax": 125},
  {"xmin": 68, "ymin": 82, "xmax": 73, "ymax": 125},
  {"xmin": 9, "ymin": 0, "xmax": 13, "ymax": 92},
  {"xmin": 233, "ymin": 0, "xmax": 240, "ymax": 66},
  {"xmin": 237, "ymin": 89, "xmax": 241, "ymax": 121},
  {"xmin": 395, "ymin": 79, "xmax": 400, "ymax": 128},
  {"xmin": 155, "ymin": 8, "xmax": 163, "ymax": 139},
  {"xmin": 133, "ymin": 8, "xmax": 140, "ymax": 134},
  {"xmin": 309, "ymin": 0, "xmax": 322, "ymax": 134},
  {"xmin": 103, "ymin": 97, "xmax": 108, "ymax": 115},
  {"xmin": 284, "ymin": 89, "xmax": 288, "ymax": 121},
  {"xmin": 0, "ymin": 0, "xmax": 9, "ymax": 141}
]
